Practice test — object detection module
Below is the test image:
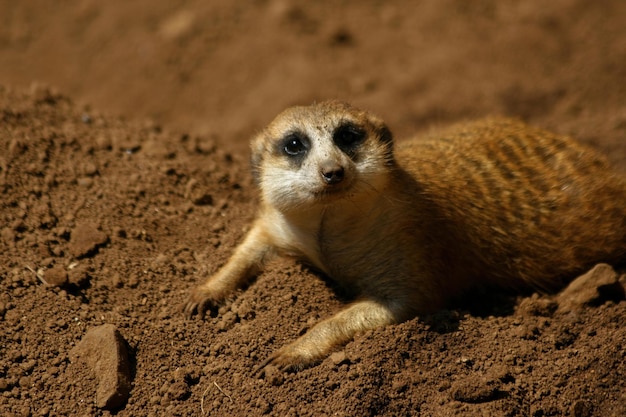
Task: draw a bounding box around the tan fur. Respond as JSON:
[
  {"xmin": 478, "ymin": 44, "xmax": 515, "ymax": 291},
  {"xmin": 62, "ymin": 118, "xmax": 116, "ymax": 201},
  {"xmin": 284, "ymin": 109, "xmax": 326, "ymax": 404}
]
[{"xmin": 184, "ymin": 101, "xmax": 626, "ymax": 372}]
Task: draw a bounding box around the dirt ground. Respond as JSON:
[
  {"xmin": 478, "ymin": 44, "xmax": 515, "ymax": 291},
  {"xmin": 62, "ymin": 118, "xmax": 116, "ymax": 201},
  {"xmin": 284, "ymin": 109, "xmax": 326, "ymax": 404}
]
[{"xmin": 1, "ymin": 1, "xmax": 626, "ymax": 416}]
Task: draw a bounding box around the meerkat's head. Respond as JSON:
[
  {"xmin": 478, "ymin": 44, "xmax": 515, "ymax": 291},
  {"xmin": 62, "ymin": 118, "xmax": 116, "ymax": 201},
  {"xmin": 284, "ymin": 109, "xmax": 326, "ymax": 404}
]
[{"xmin": 251, "ymin": 101, "xmax": 394, "ymax": 212}]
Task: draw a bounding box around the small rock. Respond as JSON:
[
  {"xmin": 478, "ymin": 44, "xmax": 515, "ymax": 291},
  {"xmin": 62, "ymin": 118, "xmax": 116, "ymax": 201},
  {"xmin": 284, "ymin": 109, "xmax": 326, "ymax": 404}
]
[
  {"xmin": 70, "ymin": 324, "xmax": 133, "ymax": 410},
  {"xmin": 153, "ymin": 253, "xmax": 169, "ymax": 265},
  {"xmin": 68, "ymin": 222, "xmax": 109, "ymax": 258},
  {"xmin": 450, "ymin": 377, "xmax": 500, "ymax": 403},
  {"xmin": 18, "ymin": 376, "xmax": 31, "ymax": 388},
  {"xmin": 43, "ymin": 266, "xmax": 68, "ymax": 287},
  {"xmin": 82, "ymin": 162, "xmax": 98, "ymax": 176},
  {"xmin": 77, "ymin": 177, "xmax": 94, "ymax": 188},
  {"xmin": 557, "ymin": 264, "xmax": 625, "ymax": 313},
  {"xmin": 68, "ymin": 265, "xmax": 90, "ymax": 286},
  {"xmin": 167, "ymin": 381, "xmax": 191, "ymax": 401},
  {"xmin": 329, "ymin": 350, "xmax": 349, "ymax": 366},
  {"xmin": 517, "ymin": 294, "xmax": 557, "ymax": 317}
]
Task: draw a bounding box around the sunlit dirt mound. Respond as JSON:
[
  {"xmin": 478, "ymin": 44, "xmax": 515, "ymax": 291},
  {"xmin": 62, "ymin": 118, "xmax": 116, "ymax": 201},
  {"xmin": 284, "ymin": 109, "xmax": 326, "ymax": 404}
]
[{"xmin": 1, "ymin": 85, "xmax": 626, "ymax": 416}]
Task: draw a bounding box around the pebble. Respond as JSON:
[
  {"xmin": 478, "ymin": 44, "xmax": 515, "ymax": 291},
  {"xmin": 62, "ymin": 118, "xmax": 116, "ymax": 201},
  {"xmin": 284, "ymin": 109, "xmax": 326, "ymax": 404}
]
[
  {"xmin": 18, "ymin": 377, "xmax": 31, "ymax": 389},
  {"xmin": 557, "ymin": 263, "xmax": 624, "ymax": 313},
  {"xmin": 43, "ymin": 266, "xmax": 68, "ymax": 287},
  {"xmin": 68, "ymin": 266, "xmax": 90, "ymax": 286},
  {"xmin": 330, "ymin": 350, "xmax": 349, "ymax": 366},
  {"xmin": 68, "ymin": 222, "xmax": 109, "ymax": 258},
  {"xmin": 450, "ymin": 376, "xmax": 499, "ymax": 403},
  {"xmin": 69, "ymin": 324, "xmax": 133, "ymax": 410}
]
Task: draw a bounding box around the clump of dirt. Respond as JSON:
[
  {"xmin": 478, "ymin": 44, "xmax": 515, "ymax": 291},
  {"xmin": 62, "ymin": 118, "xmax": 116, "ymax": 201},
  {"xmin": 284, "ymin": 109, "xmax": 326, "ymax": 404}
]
[{"xmin": 1, "ymin": 83, "xmax": 626, "ymax": 417}]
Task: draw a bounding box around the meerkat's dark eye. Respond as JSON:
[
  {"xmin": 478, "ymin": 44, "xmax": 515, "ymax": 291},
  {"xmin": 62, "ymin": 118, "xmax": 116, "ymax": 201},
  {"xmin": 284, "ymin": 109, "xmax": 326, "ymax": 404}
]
[
  {"xmin": 281, "ymin": 133, "xmax": 309, "ymax": 157},
  {"xmin": 333, "ymin": 123, "xmax": 366, "ymax": 152}
]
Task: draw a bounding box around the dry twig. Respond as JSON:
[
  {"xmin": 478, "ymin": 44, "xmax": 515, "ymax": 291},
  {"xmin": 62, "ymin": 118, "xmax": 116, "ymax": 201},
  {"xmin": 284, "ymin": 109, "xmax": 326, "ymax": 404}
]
[
  {"xmin": 200, "ymin": 380, "xmax": 233, "ymax": 416},
  {"xmin": 25, "ymin": 265, "xmax": 48, "ymax": 285}
]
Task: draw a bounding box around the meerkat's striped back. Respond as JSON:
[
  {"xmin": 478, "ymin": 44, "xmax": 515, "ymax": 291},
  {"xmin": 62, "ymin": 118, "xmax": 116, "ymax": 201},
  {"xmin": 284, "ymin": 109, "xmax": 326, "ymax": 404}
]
[{"xmin": 397, "ymin": 118, "xmax": 626, "ymax": 290}]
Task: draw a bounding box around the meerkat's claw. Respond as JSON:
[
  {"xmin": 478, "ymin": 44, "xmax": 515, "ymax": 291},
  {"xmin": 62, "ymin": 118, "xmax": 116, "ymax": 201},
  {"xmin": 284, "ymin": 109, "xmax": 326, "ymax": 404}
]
[
  {"xmin": 182, "ymin": 286, "xmax": 219, "ymax": 319},
  {"xmin": 255, "ymin": 354, "xmax": 302, "ymax": 378},
  {"xmin": 255, "ymin": 343, "xmax": 321, "ymax": 378},
  {"xmin": 254, "ymin": 356, "xmax": 279, "ymax": 379}
]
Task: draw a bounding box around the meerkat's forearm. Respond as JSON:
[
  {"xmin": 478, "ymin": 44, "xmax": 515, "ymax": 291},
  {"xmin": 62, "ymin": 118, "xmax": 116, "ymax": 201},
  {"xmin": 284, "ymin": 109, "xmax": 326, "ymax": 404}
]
[
  {"xmin": 209, "ymin": 221, "xmax": 275, "ymax": 291},
  {"xmin": 259, "ymin": 299, "xmax": 398, "ymax": 372},
  {"xmin": 183, "ymin": 221, "xmax": 275, "ymax": 317}
]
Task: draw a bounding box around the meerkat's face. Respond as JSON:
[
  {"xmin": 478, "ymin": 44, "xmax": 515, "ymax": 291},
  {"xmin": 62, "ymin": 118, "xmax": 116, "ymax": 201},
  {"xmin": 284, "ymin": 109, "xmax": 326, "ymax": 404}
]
[{"xmin": 251, "ymin": 101, "xmax": 394, "ymax": 212}]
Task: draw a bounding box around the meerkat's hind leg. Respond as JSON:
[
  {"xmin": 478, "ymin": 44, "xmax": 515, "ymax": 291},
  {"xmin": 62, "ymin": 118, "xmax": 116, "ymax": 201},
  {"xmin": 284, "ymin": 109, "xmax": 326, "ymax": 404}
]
[
  {"xmin": 183, "ymin": 221, "xmax": 276, "ymax": 318},
  {"xmin": 256, "ymin": 298, "xmax": 400, "ymax": 375}
]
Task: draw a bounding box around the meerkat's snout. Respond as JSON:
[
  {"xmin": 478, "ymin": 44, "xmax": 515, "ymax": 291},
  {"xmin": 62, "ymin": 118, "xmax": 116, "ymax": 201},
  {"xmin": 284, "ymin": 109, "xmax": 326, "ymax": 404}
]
[{"xmin": 319, "ymin": 161, "xmax": 345, "ymax": 185}]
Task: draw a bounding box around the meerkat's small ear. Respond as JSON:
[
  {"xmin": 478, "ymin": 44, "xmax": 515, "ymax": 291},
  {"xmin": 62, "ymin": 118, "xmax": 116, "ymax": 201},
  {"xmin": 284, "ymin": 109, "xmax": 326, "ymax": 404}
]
[
  {"xmin": 367, "ymin": 114, "xmax": 393, "ymax": 145},
  {"xmin": 366, "ymin": 114, "xmax": 394, "ymax": 165},
  {"xmin": 250, "ymin": 135, "xmax": 264, "ymax": 185},
  {"xmin": 377, "ymin": 124, "xmax": 393, "ymax": 145}
]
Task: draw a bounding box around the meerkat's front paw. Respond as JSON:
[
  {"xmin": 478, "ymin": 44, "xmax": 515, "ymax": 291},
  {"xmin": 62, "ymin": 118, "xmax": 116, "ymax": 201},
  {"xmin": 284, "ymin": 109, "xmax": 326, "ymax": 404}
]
[
  {"xmin": 182, "ymin": 285, "xmax": 224, "ymax": 319},
  {"xmin": 256, "ymin": 341, "xmax": 323, "ymax": 376}
]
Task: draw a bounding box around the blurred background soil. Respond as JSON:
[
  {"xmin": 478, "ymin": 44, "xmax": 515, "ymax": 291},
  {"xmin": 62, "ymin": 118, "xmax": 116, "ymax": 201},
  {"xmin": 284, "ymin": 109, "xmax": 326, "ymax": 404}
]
[{"xmin": 1, "ymin": 1, "xmax": 625, "ymax": 416}]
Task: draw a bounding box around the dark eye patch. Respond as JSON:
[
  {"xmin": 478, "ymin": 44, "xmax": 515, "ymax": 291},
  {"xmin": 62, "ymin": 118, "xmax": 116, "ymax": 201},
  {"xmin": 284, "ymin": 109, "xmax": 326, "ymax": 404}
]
[
  {"xmin": 279, "ymin": 132, "xmax": 309, "ymax": 158},
  {"xmin": 333, "ymin": 123, "xmax": 366, "ymax": 154}
]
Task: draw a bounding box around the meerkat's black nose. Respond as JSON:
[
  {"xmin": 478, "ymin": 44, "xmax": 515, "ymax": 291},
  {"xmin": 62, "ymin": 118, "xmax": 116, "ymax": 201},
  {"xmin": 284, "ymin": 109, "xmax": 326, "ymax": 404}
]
[{"xmin": 320, "ymin": 163, "xmax": 345, "ymax": 185}]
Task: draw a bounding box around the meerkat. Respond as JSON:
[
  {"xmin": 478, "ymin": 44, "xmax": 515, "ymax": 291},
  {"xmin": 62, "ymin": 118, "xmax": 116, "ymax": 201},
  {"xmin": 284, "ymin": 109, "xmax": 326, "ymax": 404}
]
[{"xmin": 183, "ymin": 100, "xmax": 626, "ymax": 372}]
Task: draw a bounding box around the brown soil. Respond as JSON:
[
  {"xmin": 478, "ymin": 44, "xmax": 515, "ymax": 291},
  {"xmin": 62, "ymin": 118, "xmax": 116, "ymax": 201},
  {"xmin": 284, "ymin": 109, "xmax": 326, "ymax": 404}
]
[{"xmin": 1, "ymin": 1, "xmax": 626, "ymax": 416}]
